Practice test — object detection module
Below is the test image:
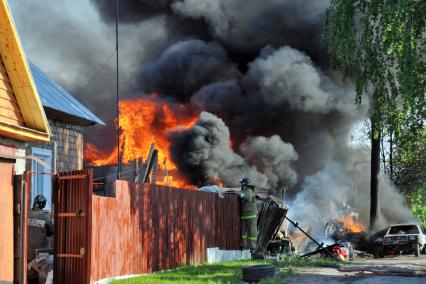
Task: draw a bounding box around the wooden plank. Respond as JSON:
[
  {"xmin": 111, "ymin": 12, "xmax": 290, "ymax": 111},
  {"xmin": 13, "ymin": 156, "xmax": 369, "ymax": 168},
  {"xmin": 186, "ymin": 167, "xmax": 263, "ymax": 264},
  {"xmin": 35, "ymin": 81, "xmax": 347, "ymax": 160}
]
[
  {"xmin": 58, "ymin": 174, "xmax": 87, "ymax": 180},
  {"xmin": 164, "ymin": 188, "xmax": 169, "ymax": 270},
  {"xmin": 85, "ymin": 170, "xmax": 93, "ymax": 284},
  {"xmin": 179, "ymin": 189, "xmax": 184, "ymax": 266},
  {"xmin": 172, "ymin": 188, "xmax": 176, "ymax": 268},
  {"xmin": 0, "ymin": 96, "xmax": 23, "ymax": 115},
  {"xmin": 57, "ymin": 254, "xmax": 84, "ymax": 259},
  {"xmin": 0, "ymin": 88, "xmax": 19, "ymax": 103},
  {"xmin": 159, "ymin": 188, "xmax": 165, "ymax": 270},
  {"xmin": 180, "ymin": 190, "xmax": 185, "ymax": 266},
  {"xmin": 153, "ymin": 185, "xmax": 159, "ymax": 272},
  {"xmin": 0, "ymin": 107, "xmax": 24, "ymax": 122},
  {"xmin": 159, "ymin": 188, "xmax": 165, "ymax": 271},
  {"xmin": 0, "ymin": 67, "xmax": 11, "ymax": 81},
  {"xmin": 0, "ymin": 113, "xmax": 22, "ymax": 126},
  {"xmin": 174, "ymin": 189, "xmax": 179, "ymax": 268},
  {"xmin": 167, "ymin": 188, "xmax": 172, "ymax": 269},
  {"xmin": 57, "ymin": 212, "xmax": 86, "ymax": 217},
  {"xmin": 200, "ymin": 192, "xmax": 206, "ymax": 263},
  {"xmin": 0, "ymin": 60, "xmax": 6, "ymax": 73},
  {"xmin": 194, "ymin": 192, "xmax": 200, "ymax": 264},
  {"xmin": 185, "ymin": 190, "xmax": 191, "ymax": 266},
  {"xmin": 173, "ymin": 188, "xmax": 178, "ymax": 268},
  {"xmin": 148, "ymin": 185, "xmax": 153, "ymax": 273},
  {"xmin": 177, "ymin": 189, "xmax": 182, "ymax": 266},
  {"xmin": 0, "ymin": 77, "xmax": 14, "ymax": 93},
  {"xmin": 141, "ymin": 185, "xmax": 147, "ymax": 273},
  {"xmin": 221, "ymin": 195, "xmax": 226, "ymax": 249}
]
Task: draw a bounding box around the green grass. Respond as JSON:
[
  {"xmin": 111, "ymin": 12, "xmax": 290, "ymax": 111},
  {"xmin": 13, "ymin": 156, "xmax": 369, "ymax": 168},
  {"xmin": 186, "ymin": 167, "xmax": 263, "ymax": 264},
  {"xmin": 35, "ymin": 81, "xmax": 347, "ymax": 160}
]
[
  {"xmin": 110, "ymin": 257, "xmax": 339, "ymax": 284},
  {"xmin": 110, "ymin": 260, "xmax": 272, "ymax": 284}
]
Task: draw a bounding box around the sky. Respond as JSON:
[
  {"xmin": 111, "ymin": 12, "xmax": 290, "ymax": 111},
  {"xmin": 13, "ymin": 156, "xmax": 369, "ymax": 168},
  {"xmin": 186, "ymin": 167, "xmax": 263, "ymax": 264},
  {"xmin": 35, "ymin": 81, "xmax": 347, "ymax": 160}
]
[{"xmin": 8, "ymin": 0, "xmax": 170, "ymax": 150}]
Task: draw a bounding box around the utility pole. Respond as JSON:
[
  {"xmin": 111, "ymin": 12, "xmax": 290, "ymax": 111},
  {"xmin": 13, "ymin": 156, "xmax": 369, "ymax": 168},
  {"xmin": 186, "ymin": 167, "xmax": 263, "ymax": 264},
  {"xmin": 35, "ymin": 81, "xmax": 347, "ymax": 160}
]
[{"xmin": 116, "ymin": 0, "xmax": 121, "ymax": 179}]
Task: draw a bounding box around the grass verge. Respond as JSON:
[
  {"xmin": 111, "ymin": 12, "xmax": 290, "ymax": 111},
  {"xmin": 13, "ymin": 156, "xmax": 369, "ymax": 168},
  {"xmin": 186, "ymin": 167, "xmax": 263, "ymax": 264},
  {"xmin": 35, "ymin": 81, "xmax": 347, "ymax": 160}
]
[{"xmin": 110, "ymin": 256, "xmax": 340, "ymax": 284}]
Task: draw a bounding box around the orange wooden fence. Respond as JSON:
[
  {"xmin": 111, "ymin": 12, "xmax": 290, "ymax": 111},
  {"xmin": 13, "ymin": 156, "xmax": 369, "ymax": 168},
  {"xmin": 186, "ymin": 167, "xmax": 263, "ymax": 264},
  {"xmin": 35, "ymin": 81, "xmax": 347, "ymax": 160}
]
[{"xmin": 90, "ymin": 180, "xmax": 240, "ymax": 282}]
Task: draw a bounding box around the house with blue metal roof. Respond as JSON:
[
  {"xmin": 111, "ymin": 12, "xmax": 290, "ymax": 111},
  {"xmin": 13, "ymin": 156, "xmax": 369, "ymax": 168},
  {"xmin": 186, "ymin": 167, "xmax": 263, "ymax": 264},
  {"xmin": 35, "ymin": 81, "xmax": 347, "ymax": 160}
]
[
  {"xmin": 29, "ymin": 62, "xmax": 105, "ymax": 127},
  {"xmin": 26, "ymin": 62, "xmax": 104, "ymax": 210}
]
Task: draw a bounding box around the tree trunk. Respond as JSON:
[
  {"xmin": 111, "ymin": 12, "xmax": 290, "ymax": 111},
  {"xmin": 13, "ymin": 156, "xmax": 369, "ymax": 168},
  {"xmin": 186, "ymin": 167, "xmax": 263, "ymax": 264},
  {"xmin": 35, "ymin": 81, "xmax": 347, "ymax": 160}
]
[
  {"xmin": 370, "ymin": 118, "xmax": 381, "ymax": 233},
  {"xmin": 389, "ymin": 130, "xmax": 394, "ymax": 180}
]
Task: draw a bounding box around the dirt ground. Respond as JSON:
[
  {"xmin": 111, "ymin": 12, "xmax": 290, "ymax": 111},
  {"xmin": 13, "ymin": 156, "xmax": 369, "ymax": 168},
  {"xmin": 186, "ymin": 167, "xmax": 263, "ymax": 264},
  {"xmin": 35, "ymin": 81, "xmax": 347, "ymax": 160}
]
[{"xmin": 285, "ymin": 255, "xmax": 426, "ymax": 283}]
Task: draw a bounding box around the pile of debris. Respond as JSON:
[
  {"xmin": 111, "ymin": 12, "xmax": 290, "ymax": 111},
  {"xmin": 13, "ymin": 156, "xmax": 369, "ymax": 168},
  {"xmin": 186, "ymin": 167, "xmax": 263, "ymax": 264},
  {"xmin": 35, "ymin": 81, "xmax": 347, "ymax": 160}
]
[{"xmin": 256, "ymin": 199, "xmax": 288, "ymax": 254}]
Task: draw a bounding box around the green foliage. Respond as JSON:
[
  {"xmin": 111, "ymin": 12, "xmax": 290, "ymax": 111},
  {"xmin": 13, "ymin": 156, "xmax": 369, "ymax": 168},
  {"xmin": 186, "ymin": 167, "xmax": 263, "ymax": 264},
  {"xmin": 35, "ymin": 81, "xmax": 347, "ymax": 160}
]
[
  {"xmin": 324, "ymin": 0, "xmax": 425, "ymax": 139},
  {"xmin": 408, "ymin": 183, "xmax": 426, "ymax": 226},
  {"xmin": 394, "ymin": 128, "xmax": 426, "ymax": 191}
]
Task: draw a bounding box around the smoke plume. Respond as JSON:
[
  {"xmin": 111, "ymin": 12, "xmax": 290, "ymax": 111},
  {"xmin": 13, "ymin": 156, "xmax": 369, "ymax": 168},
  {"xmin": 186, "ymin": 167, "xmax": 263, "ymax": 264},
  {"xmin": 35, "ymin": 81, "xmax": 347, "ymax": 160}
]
[{"xmin": 288, "ymin": 155, "xmax": 416, "ymax": 251}]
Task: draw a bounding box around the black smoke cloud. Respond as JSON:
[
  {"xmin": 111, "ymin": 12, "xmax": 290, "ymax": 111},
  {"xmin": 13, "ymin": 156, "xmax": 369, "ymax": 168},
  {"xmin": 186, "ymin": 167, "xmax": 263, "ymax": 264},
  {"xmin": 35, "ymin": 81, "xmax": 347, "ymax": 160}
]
[
  {"xmin": 172, "ymin": 0, "xmax": 330, "ymax": 60},
  {"xmin": 89, "ymin": 0, "xmax": 173, "ymax": 23},
  {"xmin": 91, "ymin": 0, "xmax": 330, "ymax": 64},
  {"xmin": 140, "ymin": 39, "xmax": 240, "ymax": 102},
  {"xmin": 169, "ymin": 112, "xmax": 298, "ymax": 191},
  {"xmin": 187, "ymin": 44, "xmax": 362, "ymax": 187},
  {"xmin": 89, "ymin": 0, "xmax": 212, "ymax": 44},
  {"xmin": 240, "ymin": 135, "xmax": 299, "ymax": 190}
]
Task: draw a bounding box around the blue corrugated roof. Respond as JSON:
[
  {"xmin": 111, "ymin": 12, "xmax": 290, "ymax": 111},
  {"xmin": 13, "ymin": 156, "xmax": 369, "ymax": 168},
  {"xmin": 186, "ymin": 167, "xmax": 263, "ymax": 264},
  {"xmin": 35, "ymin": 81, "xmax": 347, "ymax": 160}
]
[{"xmin": 29, "ymin": 62, "xmax": 105, "ymax": 126}]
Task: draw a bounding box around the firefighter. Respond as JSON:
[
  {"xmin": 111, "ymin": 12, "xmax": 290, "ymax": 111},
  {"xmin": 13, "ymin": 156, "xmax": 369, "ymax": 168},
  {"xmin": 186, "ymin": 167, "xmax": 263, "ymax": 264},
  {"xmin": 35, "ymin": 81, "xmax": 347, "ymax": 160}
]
[
  {"xmin": 28, "ymin": 195, "xmax": 54, "ymax": 261},
  {"xmin": 239, "ymin": 177, "xmax": 258, "ymax": 251}
]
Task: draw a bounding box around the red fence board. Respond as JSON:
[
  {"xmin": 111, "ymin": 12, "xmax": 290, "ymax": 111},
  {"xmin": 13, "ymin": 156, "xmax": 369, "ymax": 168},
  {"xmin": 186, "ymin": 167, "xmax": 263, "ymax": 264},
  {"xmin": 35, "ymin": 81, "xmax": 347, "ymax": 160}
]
[{"xmin": 90, "ymin": 181, "xmax": 240, "ymax": 282}]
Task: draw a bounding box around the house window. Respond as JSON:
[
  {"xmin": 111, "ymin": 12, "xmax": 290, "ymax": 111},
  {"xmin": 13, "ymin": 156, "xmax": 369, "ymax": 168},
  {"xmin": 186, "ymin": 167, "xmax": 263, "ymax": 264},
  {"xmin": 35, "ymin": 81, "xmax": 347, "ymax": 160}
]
[{"xmin": 31, "ymin": 147, "xmax": 52, "ymax": 212}]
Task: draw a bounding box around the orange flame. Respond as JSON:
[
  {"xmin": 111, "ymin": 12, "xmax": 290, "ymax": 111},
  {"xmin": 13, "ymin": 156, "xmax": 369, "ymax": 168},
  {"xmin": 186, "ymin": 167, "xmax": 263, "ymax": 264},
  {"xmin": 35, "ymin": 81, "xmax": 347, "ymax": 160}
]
[
  {"xmin": 337, "ymin": 215, "xmax": 366, "ymax": 233},
  {"xmin": 84, "ymin": 95, "xmax": 198, "ymax": 188}
]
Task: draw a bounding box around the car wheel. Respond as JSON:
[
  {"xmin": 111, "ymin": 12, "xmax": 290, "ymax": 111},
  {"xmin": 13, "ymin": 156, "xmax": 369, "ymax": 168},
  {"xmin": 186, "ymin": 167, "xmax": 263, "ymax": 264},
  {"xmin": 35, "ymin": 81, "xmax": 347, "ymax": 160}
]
[
  {"xmin": 242, "ymin": 264, "xmax": 276, "ymax": 282},
  {"xmin": 414, "ymin": 245, "xmax": 420, "ymax": 257},
  {"xmin": 373, "ymin": 247, "xmax": 383, "ymax": 258}
]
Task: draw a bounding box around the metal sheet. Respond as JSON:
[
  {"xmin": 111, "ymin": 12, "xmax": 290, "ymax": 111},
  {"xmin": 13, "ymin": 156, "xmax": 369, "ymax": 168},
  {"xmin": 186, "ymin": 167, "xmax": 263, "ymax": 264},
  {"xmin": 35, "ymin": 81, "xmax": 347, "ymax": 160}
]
[
  {"xmin": 29, "ymin": 62, "xmax": 104, "ymax": 126},
  {"xmin": 0, "ymin": 160, "xmax": 15, "ymax": 282},
  {"xmin": 53, "ymin": 169, "xmax": 92, "ymax": 284}
]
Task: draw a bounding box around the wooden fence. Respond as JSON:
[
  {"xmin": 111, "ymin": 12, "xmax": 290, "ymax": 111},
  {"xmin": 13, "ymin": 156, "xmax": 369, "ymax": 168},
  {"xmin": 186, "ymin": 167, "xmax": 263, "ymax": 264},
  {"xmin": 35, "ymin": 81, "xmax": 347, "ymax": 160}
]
[{"xmin": 90, "ymin": 181, "xmax": 240, "ymax": 282}]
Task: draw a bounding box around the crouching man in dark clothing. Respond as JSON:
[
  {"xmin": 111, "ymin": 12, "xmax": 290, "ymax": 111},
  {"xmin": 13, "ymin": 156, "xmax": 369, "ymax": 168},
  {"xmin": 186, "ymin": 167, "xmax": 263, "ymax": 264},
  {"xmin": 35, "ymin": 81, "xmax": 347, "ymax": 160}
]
[
  {"xmin": 28, "ymin": 195, "xmax": 54, "ymax": 283},
  {"xmin": 239, "ymin": 178, "xmax": 258, "ymax": 250}
]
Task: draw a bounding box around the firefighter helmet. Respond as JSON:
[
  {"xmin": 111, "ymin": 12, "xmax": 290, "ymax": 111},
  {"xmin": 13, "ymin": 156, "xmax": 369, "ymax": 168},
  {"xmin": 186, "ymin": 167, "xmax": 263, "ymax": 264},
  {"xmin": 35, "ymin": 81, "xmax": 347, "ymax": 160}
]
[
  {"xmin": 240, "ymin": 177, "xmax": 251, "ymax": 186},
  {"xmin": 33, "ymin": 195, "xmax": 47, "ymax": 210}
]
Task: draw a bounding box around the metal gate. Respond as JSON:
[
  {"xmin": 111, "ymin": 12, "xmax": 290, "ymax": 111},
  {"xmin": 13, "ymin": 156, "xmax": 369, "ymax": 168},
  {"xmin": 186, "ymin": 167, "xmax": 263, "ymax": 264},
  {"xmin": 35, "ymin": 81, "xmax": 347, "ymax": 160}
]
[{"xmin": 53, "ymin": 170, "xmax": 93, "ymax": 284}]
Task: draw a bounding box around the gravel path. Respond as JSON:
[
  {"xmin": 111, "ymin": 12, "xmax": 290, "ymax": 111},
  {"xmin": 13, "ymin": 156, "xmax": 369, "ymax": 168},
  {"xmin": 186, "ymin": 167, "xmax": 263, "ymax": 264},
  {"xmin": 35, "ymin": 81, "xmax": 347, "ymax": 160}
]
[{"xmin": 285, "ymin": 255, "xmax": 426, "ymax": 283}]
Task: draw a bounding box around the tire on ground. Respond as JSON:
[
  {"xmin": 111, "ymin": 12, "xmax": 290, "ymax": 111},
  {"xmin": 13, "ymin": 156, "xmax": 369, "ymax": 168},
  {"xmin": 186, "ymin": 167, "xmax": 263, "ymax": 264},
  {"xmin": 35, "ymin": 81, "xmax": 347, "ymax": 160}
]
[
  {"xmin": 414, "ymin": 245, "xmax": 420, "ymax": 257},
  {"xmin": 242, "ymin": 264, "xmax": 276, "ymax": 282}
]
